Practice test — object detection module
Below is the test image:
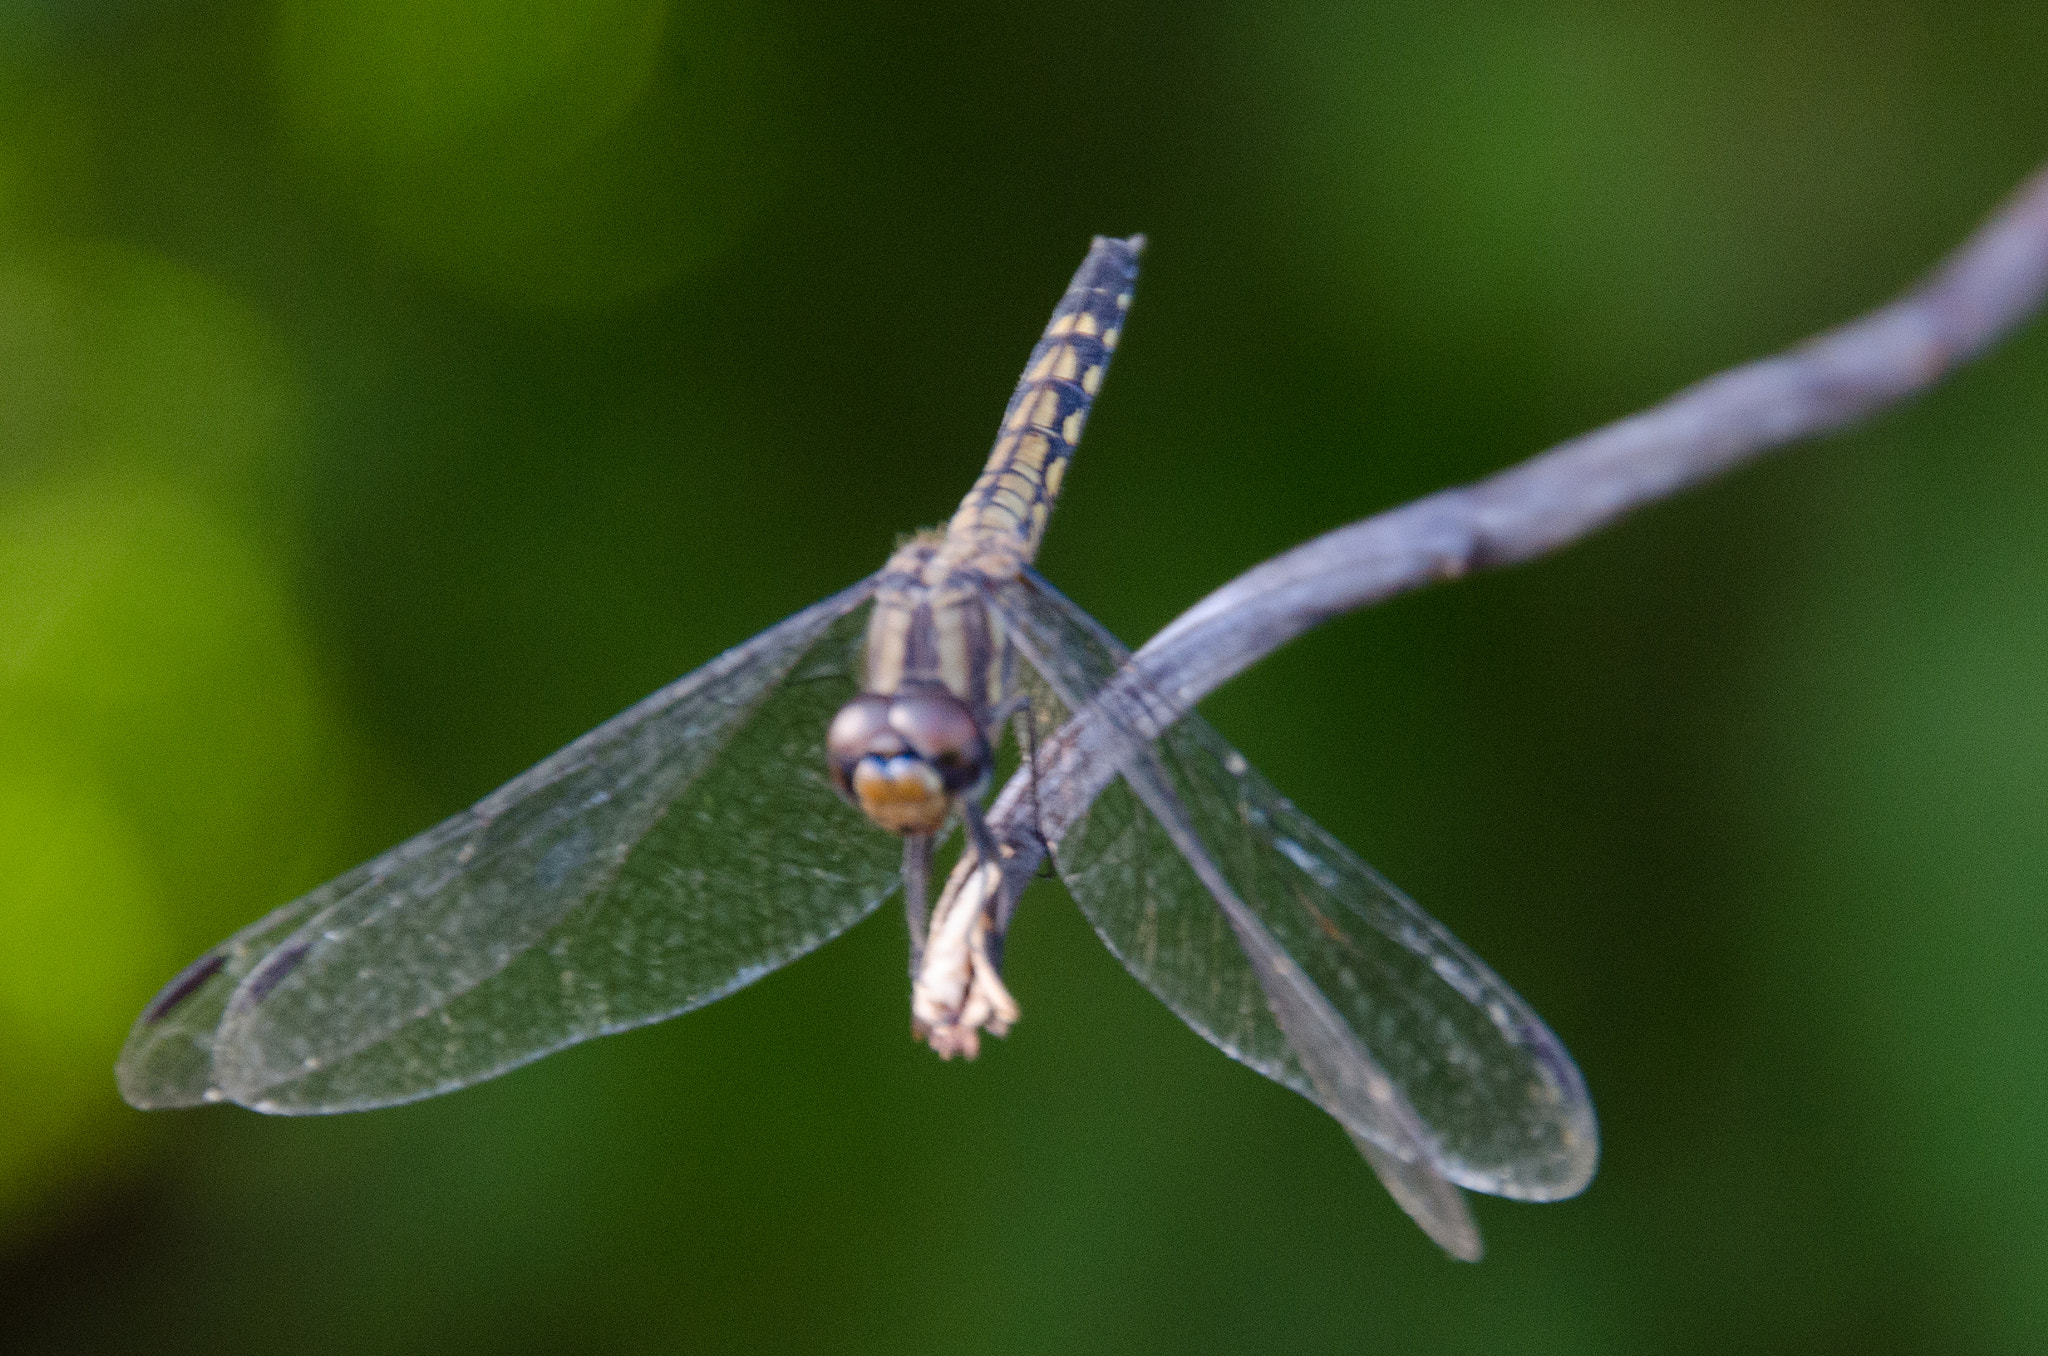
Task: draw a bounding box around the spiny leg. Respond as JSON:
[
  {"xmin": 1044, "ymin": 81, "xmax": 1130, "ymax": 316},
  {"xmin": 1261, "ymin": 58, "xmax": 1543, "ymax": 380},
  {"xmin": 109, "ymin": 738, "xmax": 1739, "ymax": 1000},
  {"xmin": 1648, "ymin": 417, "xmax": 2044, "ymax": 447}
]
[
  {"xmin": 985, "ymin": 679, "xmax": 1051, "ymax": 884},
  {"xmin": 987, "ymin": 636, "xmax": 1055, "ymax": 885},
  {"xmin": 1015, "ymin": 699, "xmax": 1056, "ymax": 881},
  {"xmin": 903, "ymin": 833, "xmax": 933, "ymax": 978},
  {"xmin": 957, "ymin": 797, "xmax": 1011, "ymax": 970},
  {"xmin": 958, "ymin": 796, "xmax": 1004, "ymax": 878}
]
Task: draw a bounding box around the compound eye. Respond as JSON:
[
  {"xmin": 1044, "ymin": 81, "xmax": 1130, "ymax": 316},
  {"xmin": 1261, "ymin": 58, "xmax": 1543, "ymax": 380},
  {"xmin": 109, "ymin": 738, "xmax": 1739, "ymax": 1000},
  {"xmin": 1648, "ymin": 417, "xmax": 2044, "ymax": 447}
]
[
  {"xmin": 888, "ymin": 686, "xmax": 990, "ymax": 792},
  {"xmin": 826, "ymin": 694, "xmax": 898, "ymax": 796}
]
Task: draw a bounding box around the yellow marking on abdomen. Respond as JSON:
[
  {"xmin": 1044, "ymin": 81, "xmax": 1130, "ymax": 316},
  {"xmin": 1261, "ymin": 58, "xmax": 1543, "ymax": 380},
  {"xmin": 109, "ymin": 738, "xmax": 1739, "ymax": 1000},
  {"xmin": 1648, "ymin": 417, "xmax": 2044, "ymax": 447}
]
[{"xmin": 945, "ymin": 235, "xmax": 1142, "ymax": 570}]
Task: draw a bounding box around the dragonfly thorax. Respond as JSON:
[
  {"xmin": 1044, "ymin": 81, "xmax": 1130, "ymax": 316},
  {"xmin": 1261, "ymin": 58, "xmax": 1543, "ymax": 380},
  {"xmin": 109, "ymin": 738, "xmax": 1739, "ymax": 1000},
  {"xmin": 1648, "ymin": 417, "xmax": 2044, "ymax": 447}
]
[
  {"xmin": 837, "ymin": 534, "xmax": 1012, "ymax": 837},
  {"xmin": 827, "ymin": 683, "xmax": 991, "ymax": 836}
]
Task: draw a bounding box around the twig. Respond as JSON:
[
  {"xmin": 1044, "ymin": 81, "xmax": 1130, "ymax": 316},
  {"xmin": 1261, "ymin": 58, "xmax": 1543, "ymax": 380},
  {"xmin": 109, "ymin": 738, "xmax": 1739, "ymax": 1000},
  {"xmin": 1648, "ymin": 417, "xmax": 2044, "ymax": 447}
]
[{"xmin": 975, "ymin": 156, "xmax": 2048, "ymax": 900}]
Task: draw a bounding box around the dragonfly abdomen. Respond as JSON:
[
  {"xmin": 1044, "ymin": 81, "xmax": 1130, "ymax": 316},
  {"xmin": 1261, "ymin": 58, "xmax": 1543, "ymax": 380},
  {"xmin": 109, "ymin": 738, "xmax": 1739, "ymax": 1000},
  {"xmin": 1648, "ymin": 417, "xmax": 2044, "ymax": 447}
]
[{"xmin": 944, "ymin": 235, "xmax": 1142, "ymax": 573}]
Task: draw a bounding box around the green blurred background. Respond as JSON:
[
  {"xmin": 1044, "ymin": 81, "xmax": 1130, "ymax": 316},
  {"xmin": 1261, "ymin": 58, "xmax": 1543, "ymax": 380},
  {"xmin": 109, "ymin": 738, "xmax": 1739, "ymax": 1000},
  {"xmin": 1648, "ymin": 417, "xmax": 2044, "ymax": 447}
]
[{"xmin": 2, "ymin": 0, "xmax": 2045, "ymax": 1350}]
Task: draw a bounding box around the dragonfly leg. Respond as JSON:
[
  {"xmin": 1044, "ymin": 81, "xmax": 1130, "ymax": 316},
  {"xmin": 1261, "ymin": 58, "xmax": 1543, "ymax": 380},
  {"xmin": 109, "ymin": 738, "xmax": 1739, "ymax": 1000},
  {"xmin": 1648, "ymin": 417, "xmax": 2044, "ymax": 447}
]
[
  {"xmin": 903, "ymin": 833, "xmax": 932, "ymax": 978},
  {"xmin": 990, "ymin": 641, "xmax": 1025, "ymax": 731},
  {"xmin": 958, "ymin": 798, "xmax": 1009, "ymax": 968},
  {"xmin": 959, "ymin": 796, "xmax": 1003, "ymax": 871},
  {"xmin": 987, "ymin": 693, "xmax": 1031, "ymax": 730},
  {"xmin": 1009, "ymin": 701, "xmax": 1058, "ymax": 885}
]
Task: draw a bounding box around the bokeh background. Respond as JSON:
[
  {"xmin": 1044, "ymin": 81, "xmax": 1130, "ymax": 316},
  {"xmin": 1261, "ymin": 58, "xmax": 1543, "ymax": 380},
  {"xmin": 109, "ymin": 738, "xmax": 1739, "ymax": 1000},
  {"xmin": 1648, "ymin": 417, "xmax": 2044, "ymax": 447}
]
[{"xmin": 2, "ymin": 0, "xmax": 2046, "ymax": 1351}]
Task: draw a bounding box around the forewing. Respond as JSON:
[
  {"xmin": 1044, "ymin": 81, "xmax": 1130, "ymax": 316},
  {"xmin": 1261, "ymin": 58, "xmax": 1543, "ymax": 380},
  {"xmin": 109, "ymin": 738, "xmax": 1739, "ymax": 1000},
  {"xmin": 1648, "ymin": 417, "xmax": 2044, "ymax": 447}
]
[
  {"xmin": 989, "ymin": 573, "xmax": 1598, "ymax": 1203},
  {"xmin": 116, "ymin": 886, "xmax": 335, "ymax": 1108},
  {"xmin": 117, "ymin": 579, "xmax": 902, "ymax": 1113}
]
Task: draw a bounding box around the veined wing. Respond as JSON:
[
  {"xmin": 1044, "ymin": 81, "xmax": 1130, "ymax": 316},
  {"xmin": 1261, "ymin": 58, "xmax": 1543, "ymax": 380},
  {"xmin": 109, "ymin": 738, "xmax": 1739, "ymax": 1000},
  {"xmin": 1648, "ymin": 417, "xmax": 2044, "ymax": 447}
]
[
  {"xmin": 986, "ymin": 573, "xmax": 1598, "ymax": 1208},
  {"xmin": 118, "ymin": 579, "xmax": 901, "ymax": 1114}
]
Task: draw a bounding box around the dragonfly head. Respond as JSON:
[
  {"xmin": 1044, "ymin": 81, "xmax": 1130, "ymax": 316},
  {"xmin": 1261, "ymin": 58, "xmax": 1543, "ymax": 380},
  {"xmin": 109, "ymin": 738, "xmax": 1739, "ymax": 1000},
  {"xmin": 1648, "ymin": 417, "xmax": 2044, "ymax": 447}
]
[{"xmin": 827, "ymin": 684, "xmax": 990, "ymax": 836}]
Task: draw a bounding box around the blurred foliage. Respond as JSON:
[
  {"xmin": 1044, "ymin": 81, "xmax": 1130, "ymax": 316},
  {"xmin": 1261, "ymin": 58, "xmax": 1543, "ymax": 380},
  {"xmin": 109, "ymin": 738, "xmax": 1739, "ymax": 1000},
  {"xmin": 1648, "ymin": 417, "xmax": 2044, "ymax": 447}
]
[
  {"xmin": 275, "ymin": 0, "xmax": 787, "ymax": 305},
  {"xmin": 0, "ymin": 0, "xmax": 2045, "ymax": 1352}
]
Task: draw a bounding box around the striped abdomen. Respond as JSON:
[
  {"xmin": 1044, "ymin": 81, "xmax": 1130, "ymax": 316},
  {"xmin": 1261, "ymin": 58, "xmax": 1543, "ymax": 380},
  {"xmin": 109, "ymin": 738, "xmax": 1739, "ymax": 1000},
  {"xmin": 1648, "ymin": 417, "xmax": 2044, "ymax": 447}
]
[{"xmin": 944, "ymin": 235, "xmax": 1143, "ymax": 572}]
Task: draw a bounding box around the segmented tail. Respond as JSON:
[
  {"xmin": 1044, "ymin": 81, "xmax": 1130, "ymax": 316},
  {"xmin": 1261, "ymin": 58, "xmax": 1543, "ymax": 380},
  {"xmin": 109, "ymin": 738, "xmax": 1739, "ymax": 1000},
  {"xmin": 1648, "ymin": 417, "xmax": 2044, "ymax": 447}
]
[{"xmin": 946, "ymin": 236, "xmax": 1143, "ymax": 568}]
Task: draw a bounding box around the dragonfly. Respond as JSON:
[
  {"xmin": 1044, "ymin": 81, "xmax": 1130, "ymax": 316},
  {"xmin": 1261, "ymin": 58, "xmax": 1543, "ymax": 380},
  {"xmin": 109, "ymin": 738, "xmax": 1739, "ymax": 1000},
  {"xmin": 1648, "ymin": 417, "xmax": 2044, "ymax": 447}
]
[{"xmin": 117, "ymin": 237, "xmax": 1597, "ymax": 1260}]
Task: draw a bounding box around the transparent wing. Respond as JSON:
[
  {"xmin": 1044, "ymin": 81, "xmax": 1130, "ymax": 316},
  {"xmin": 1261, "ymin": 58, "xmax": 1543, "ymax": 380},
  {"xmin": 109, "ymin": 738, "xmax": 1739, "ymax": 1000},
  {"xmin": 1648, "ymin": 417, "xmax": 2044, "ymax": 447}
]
[
  {"xmin": 987, "ymin": 572, "xmax": 1598, "ymax": 1205},
  {"xmin": 1084, "ymin": 714, "xmax": 1484, "ymax": 1259},
  {"xmin": 117, "ymin": 579, "xmax": 902, "ymax": 1114}
]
